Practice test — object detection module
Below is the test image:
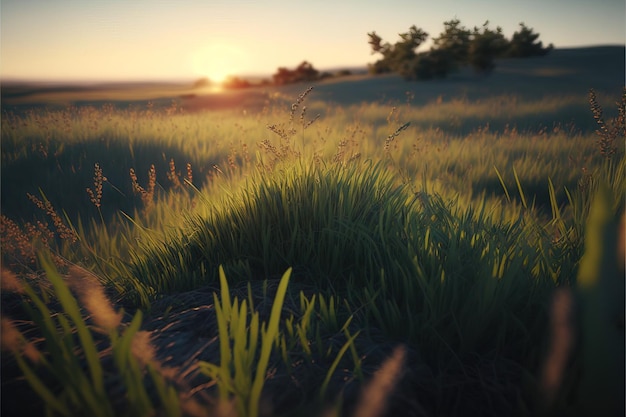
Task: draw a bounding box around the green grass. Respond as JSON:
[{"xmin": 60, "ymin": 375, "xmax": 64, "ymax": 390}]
[
  {"xmin": 0, "ymin": 92, "xmax": 613, "ymax": 223},
  {"xmin": 1, "ymin": 61, "xmax": 624, "ymax": 417}
]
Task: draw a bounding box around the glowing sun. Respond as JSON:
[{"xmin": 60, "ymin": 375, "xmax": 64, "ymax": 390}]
[{"xmin": 192, "ymin": 43, "xmax": 247, "ymax": 85}]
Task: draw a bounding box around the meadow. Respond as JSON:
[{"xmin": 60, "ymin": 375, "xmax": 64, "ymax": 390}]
[{"xmin": 1, "ymin": 46, "xmax": 624, "ymax": 417}]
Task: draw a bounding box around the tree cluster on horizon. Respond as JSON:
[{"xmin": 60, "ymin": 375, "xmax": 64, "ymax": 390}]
[
  {"xmin": 272, "ymin": 61, "xmax": 323, "ymax": 85},
  {"xmin": 219, "ymin": 61, "xmax": 349, "ymax": 89},
  {"xmin": 193, "ymin": 20, "xmax": 553, "ymax": 90},
  {"xmin": 368, "ymin": 20, "xmax": 554, "ymax": 80}
]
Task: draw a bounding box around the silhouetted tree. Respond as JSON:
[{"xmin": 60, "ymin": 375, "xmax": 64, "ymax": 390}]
[
  {"xmin": 367, "ymin": 31, "xmax": 387, "ymax": 54},
  {"xmin": 427, "ymin": 48, "xmax": 456, "ymax": 78},
  {"xmin": 401, "ymin": 49, "xmax": 454, "ymax": 80},
  {"xmin": 222, "ymin": 76, "xmax": 251, "ymax": 89},
  {"xmin": 273, "ymin": 67, "xmax": 292, "ymax": 85},
  {"xmin": 432, "ymin": 19, "xmax": 471, "ymax": 69},
  {"xmin": 272, "ymin": 61, "xmax": 320, "ymax": 85},
  {"xmin": 192, "ymin": 77, "xmax": 210, "ymax": 88},
  {"xmin": 368, "ymin": 20, "xmax": 551, "ymax": 81},
  {"xmin": 468, "ymin": 21, "xmax": 509, "ymax": 74},
  {"xmin": 507, "ymin": 23, "xmax": 553, "ymax": 57},
  {"xmin": 368, "ymin": 26, "xmax": 429, "ymax": 76},
  {"xmin": 368, "ymin": 58, "xmax": 392, "ymax": 75},
  {"xmin": 295, "ymin": 61, "xmax": 319, "ymax": 81}
]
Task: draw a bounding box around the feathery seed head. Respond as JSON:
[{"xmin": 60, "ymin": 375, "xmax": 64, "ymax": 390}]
[{"xmin": 67, "ymin": 266, "xmax": 122, "ymax": 331}]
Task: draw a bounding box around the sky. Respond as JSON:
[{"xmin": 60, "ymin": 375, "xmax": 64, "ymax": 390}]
[{"xmin": 1, "ymin": 0, "xmax": 624, "ymax": 82}]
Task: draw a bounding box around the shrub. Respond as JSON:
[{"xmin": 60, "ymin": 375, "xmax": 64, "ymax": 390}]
[{"xmin": 272, "ymin": 61, "xmax": 320, "ymax": 85}]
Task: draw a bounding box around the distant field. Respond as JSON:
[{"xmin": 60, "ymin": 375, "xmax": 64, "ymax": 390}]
[{"xmin": 2, "ymin": 46, "xmax": 623, "ymax": 222}]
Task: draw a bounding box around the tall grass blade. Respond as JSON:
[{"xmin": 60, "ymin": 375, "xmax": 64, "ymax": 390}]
[
  {"xmin": 320, "ymin": 330, "xmax": 360, "ymax": 400},
  {"xmin": 249, "ymin": 268, "xmax": 292, "ymax": 417},
  {"xmin": 493, "ymin": 166, "xmax": 511, "ymax": 202}
]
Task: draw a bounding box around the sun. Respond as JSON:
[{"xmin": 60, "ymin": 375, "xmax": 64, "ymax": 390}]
[{"xmin": 191, "ymin": 43, "xmax": 247, "ymax": 85}]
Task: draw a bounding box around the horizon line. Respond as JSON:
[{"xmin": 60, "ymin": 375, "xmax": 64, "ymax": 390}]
[{"xmin": 2, "ymin": 44, "xmax": 623, "ymax": 86}]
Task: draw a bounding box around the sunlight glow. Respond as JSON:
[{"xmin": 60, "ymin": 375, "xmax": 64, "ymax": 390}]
[{"xmin": 191, "ymin": 43, "xmax": 248, "ymax": 85}]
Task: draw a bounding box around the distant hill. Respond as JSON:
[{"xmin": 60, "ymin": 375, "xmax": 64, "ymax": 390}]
[{"xmin": 1, "ymin": 46, "xmax": 623, "ymax": 112}]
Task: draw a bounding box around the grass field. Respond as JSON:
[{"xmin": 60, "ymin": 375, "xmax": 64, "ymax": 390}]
[{"xmin": 1, "ymin": 46, "xmax": 624, "ymax": 417}]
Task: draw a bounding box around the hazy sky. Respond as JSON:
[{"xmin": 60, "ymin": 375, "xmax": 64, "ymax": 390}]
[{"xmin": 1, "ymin": 0, "xmax": 624, "ymax": 82}]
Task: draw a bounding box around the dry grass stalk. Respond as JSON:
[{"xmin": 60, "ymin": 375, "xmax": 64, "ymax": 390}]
[
  {"xmin": 130, "ymin": 164, "xmax": 157, "ymax": 210},
  {"xmin": 299, "ymin": 105, "xmax": 321, "ymax": 129},
  {"xmin": 85, "ymin": 162, "xmax": 106, "ymax": 208},
  {"xmin": 1, "ymin": 215, "xmax": 39, "ymax": 266},
  {"xmin": 332, "ymin": 140, "xmax": 348, "ymax": 163},
  {"xmin": 26, "ymin": 193, "xmax": 77, "ymax": 243},
  {"xmin": 588, "ymin": 89, "xmax": 625, "ymax": 159},
  {"xmin": 167, "ymin": 158, "xmax": 183, "ymax": 189},
  {"xmin": 147, "ymin": 164, "xmax": 157, "ymax": 198},
  {"xmin": 1, "ymin": 267, "xmax": 25, "ymax": 294},
  {"xmin": 212, "ymin": 164, "xmax": 224, "ymax": 176},
  {"xmin": 66, "ymin": 265, "xmax": 122, "ymax": 332},
  {"xmin": 289, "ymin": 86, "xmax": 314, "ymax": 123},
  {"xmin": 259, "ymin": 139, "xmax": 282, "ymax": 160},
  {"xmin": 227, "ymin": 146, "xmax": 238, "ymax": 170},
  {"xmin": 0, "ymin": 214, "xmax": 69, "ymax": 270},
  {"xmin": 267, "ymin": 123, "xmax": 295, "ymax": 142},
  {"xmin": 352, "ymin": 345, "xmax": 406, "ymax": 417},
  {"xmin": 384, "ymin": 122, "xmax": 410, "ymax": 153},
  {"xmin": 386, "ymin": 106, "xmax": 398, "ymax": 125},
  {"xmin": 129, "ymin": 329, "xmax": 185, "ymax": 397},
  {"xmin": 540, "ymin": 288, "xmax": 575, "ymax": 406},
  {"xmin": 130, "ymin": 330, "xmax": 157, "ymax": 368},
  {"xmin": 185, "ymin": 162, "xmax": 194, "ymax": 186},
  {"xmin": 1, "ymin": 317, "xmax": 41, "ymax": 363},
  {"xmin": 179, "ymin": 396, "xmax": 211, "ymax": 417}
]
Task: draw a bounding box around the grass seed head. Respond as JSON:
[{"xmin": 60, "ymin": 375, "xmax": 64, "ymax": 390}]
[
  {"xmin": 0, "ymin": 215, "xmax": 38, "ymax": 266},
  {"xmin": 352, "ymin": 345, "xmax": 406, "ymax": 417},
  {"xmin": 67, "ymin": 265, "xmax": 122, "ymax": 331},
  {"xmin": 131, "ymin": 330, "xmax": 157, "ymax": 367},
  {"xmin": 289, "ymin": 86, "xmax": 314, "ymax": 123},
  {"xmin": 85, "ymin": 162, "xmax": 106, "ymax": 208},
  {"xmin": 541, "ymin": 288, "xmax": 575, "ymax": 406},
  {"xmin": 1, "ymin": 317, "xmax": 41, "ymax": 363},
  {"xmin": 185, "ymin": 162, "xmax": 194, "ymax": 185},
  {"xmin": 588, "ymin": 88, "xmax": 623, "ymax": 159},
  {"xmin": 1, "ymin": 268, "xmax": 25, "ymax": 294},
  {"xmin": 26, "ymin": 193, "xmax": 77, "ymax": 243},
  {"xmin": 168, "ymin": 158, "xmax": 182, "ymax": 189}
]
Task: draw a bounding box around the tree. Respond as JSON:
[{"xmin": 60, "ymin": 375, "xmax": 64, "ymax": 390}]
[
  {"xmin": 507, "ymin": 23, "xmax": 553, "ymax": 57},
  {"xmin": 272, "ymin": 61, "xmax": 320, "ymax": 85},
  {"xmin": 368, "ymin": 19, "xmax": 552, "ymax": 81},
  {"xmin": 468, "ymin": 21, "xmax": 509, "ymax": 74},
  {"xmin": 367, "ymin": 31, "xmax": 393, "ymax": 73},
  {"xmin": 426, "ymin": 48, "xmax": 456, "ymax": 78},
  {"xmin": 432, "ymin": 19, "xmax": 471, "ymax": 68},
  {"xmin": 401, "ymin": 49, "xmax": 454, "ymax": 80},
  {"xmin": 368, "ymin": 26, "xmax": 429, "ymax": 76},
  {"xmin": 367, "ymin": 31, "xmax": 389, "ymax": 55},
  {"xmin": 368, "ymin": 58, "xmax": 392, "ymax": 75},
  {"xmin": 192, "ymin": 77, "xmax": 211, "ymax": 89},
  {"xmin": 294, "ymin": 61, "xmax": 319, "ymax": 82},
  {"xmin": 273, "ymin": 67, "xmax": 293, "ymax": 85},
  {"xmin": 222, "ymin": 76, "xmax": 251, "ymax": 89}
]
